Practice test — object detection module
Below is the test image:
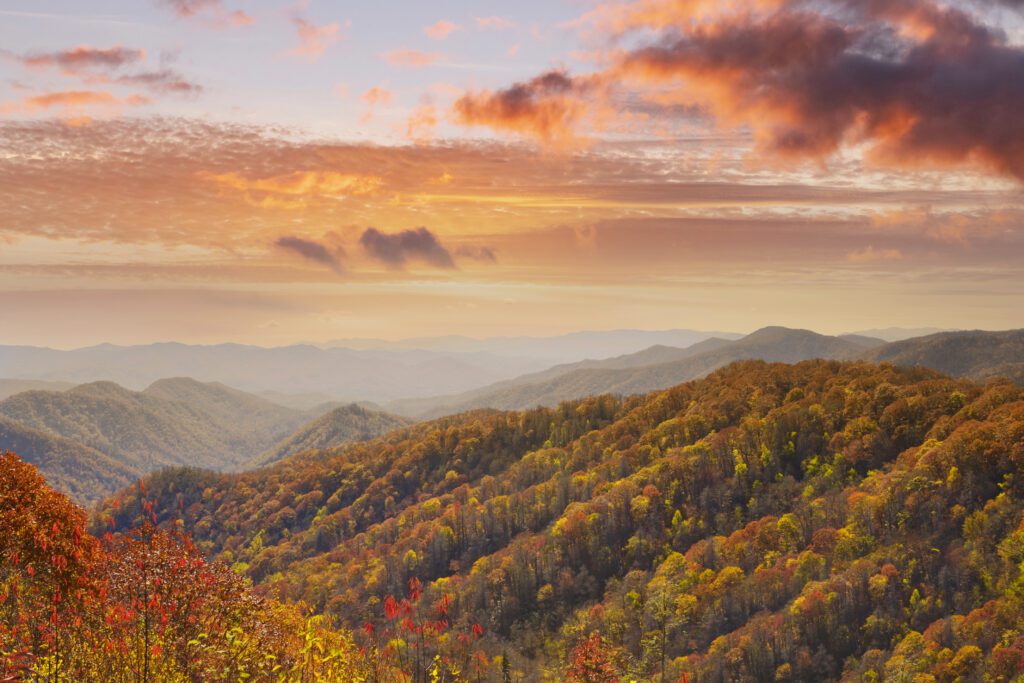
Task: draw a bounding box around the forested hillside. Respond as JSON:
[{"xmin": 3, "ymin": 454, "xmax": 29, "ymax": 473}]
[
  {"xmin": 0, "ymin": 415, "xmax": 137, "ymax": 503},
  {"xmin": 254, "ymin": 404, "xmax": 413, "ymax": 466},
  {"xmin": 863, "ymin": 329, "xmax": 1024, "ymax": 385},
  {"xmin": 0, "ymin": 379, "xmax": 304, "ymax": 472},
  {"xmin": 0, "ymin": 378, "xmax": 404, "ymax": 503},
  {"xmin": 100, "ymin": 360, "xmax": 1024, "ymax": 681}
]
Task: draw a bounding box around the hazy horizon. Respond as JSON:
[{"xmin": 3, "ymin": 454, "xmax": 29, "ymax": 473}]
[{"xmin": 0, "ymin": 324, "xmax": 969, "ymax": 352}]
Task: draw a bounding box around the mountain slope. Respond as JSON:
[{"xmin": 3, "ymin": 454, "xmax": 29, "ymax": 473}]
[
  {"xmin": 0, "ymin": 414, "xmax": 137, "ymax": 503},
  {"xmin": 142, "ymin": 376, "xmax": 312, "ymax": 449},
  {"xmin": 389, "ymin": 327, "xmax": 870, "ymax": 418},
  {"xmin": 101, "ymin": 360, "xmax": 1024, "ymax": 681},
  {"xmin": 861, "ymin": 329, "xmax": 1024, "ymax": 384},
  {"xmin": 0, "ymin": 380, "xmax": 299, "ymax": 473},
  {"xmin": 253, "ymin": 404, "xmax": 413, "ymax": 467}
]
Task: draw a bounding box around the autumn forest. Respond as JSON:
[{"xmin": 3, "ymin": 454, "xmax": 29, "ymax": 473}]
[
  {"xmin": 4, "ymin": 358, "xmax": 1024, "ymax": 681},
  {"xmin": 4, "ymin": 0, "xmax": 1024, "ymax": 680}
]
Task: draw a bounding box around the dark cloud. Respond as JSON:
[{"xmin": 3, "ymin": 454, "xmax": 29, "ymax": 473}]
[
  {"xmin": 460, "ymin": 0, "xmax": 1024, "ymax": 181},
  {"xmin": 16, "ymin": 46, "xmax": 145, "ymax": 73},
  {"xmin": 360, "ymin": 227, "xmax": 457, "ymax": 269},
  {"xmin": 454, "ymin": 70, "xmax": 598, "ymax": 143},
  {"xmin": 275, "ymin": 236, "xmax": 344, "ymax": 274},
  {"xmin": 624, "ymin": 1, "xmax": 1024, "ymax": 178}
]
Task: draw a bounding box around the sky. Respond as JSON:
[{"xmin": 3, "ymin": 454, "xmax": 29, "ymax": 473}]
[{"xmin": 1, "ymin": 0, "xmax": 1023, "ymax": 347}]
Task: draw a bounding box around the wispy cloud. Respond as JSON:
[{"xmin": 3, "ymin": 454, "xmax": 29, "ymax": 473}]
[
  {"xmin": 405, "ymin": 103, "xmax": 438, "ymax": 142},
  {"xmin": 5, "ymin": 45, "xmax": 201, "ymax": 96},
  {"xmin": 198, "ymin": 170, "xmax": 382, "ymax": 209},
  {"xmin": 157, "ymin": 0, "xmax": 253, "ymax": 28},
  {"xmin": 476, "ymin": 16, "xmax": 516, "ymax": 31},
  {"xmin": 361, "ymin": 86, "xmax": 392, "ymax": 106},
  {"xmin": 14, "ymin": 46, "xmax": 145, "ymax": 74},
  {"xmin": 286, "ymin": 13, "xmax": 345, "ymax": 60},
  {"xmin": 0, "ymin": 90, "xmax": 150, "ymax": 116},
  {"xmin": 847, "ymin": 246, "xmax": 904, "ymax": 263},
  {"xmin": 424, "ymin": 20, "xmax": 460, "ymax": 40},
  {"xmin": 383, "ymin": 48, "xmax": 443, "ymax": 68}
]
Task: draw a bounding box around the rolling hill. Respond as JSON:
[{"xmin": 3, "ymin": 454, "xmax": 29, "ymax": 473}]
[
  {"xmin": 0, "ymin": 379, "xmax": 307, "ymax": 473},
  {"xmin": 99, "ymin": 360, "xmax": 1024, "ymax": 681},
  {"xmin": 0, "ymin": 377, "xmax": 418, "ymax": 503},
  {"xmin": 388, "ymin": 327, "xmax": 884, "ymax": 418},
  {"xmin": 0, "ymin": 414, "xmax": 137, "ymax": 503},
  {"xmin": 861, "ymin": 329, "xmax": 1024, "ymax": 384},
  {"xmin": 253, "ymin": 404, "xmax": 413, "ymax": 467}
]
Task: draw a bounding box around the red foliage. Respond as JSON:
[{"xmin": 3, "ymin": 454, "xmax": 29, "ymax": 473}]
[{"xmin": 565, "ymin": 631, "xmax": 620, "ymax": 683}]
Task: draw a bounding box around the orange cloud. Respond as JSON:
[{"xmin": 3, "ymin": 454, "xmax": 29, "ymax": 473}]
[
  {"xmin": 464, "ymin": 0, "xmax": 1024, "ymax": 182},
  {"xmin": 17, "ymin": 46, "xmax": 146, "ymax": 74},
  {"xmin": 406, "ymin": 103, "xmax": 439, "ymax": 142},
  {"xmin": 570, "ymin": 0, "xmax": 784, "ymax": 34},
  {"xmin": 361, "ymin": 87, "xmax": 392, "ymax": 106},
  {"xmin": 383, "ymin": 49, "xmax": 443, "ymax": 68},
  {"xmin": 0, "ymin": 90, "xmax": 150, "ymax": 115},
  {"xmin": 847, "ymin": 246, "xmax": 904, "ymax": 263},
  {"xmin": 424, "ymin": 20, "xmax": 460, "ymax": 40},
  {"xmin": 453, "ymin": 70, "xmax": 602, "ymax": 145},
  {"xmin": 158, "ymin": 0, "xmax": 253, "ymax": 28},
  {"xmin": 198, "ymin": 170, "xmax": 383, "ymax": 201},
  {"xmin": 476, "ymin": 16, "xmax": 517, "ymax": 31},
  {"xmin": 286, "ymin": 15, "xmax": 344, "ymax": 60}
]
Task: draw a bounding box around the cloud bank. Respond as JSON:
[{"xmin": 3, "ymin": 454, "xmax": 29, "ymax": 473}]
[{"xmin": 456, "ymin": 0, "xmax": 1024, "ymax": 181}]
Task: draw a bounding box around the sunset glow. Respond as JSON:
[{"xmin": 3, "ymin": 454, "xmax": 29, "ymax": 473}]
[{"xmin": 1, "ymin": 0, "xmax": 1022, "ymax": 346}]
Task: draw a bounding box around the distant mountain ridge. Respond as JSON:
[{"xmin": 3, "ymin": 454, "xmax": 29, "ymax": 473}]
[
  {"xmin": 387, "ymin": 327, "xmax": 886, "ymax": 418},
  {"xmin": 0, "ymin": 331, "xmax": 740, "ymax": 402},
  {"xmin": 0, "ymin": 342, "xmax": 564, "ymax": 402},
  {"xmin": 323, "ymin": 328, "xmax": 743, "ymax": 363},
  {"xmin": 384, "ymin": 327, "xmax": 1024, "ymax": 419}
]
